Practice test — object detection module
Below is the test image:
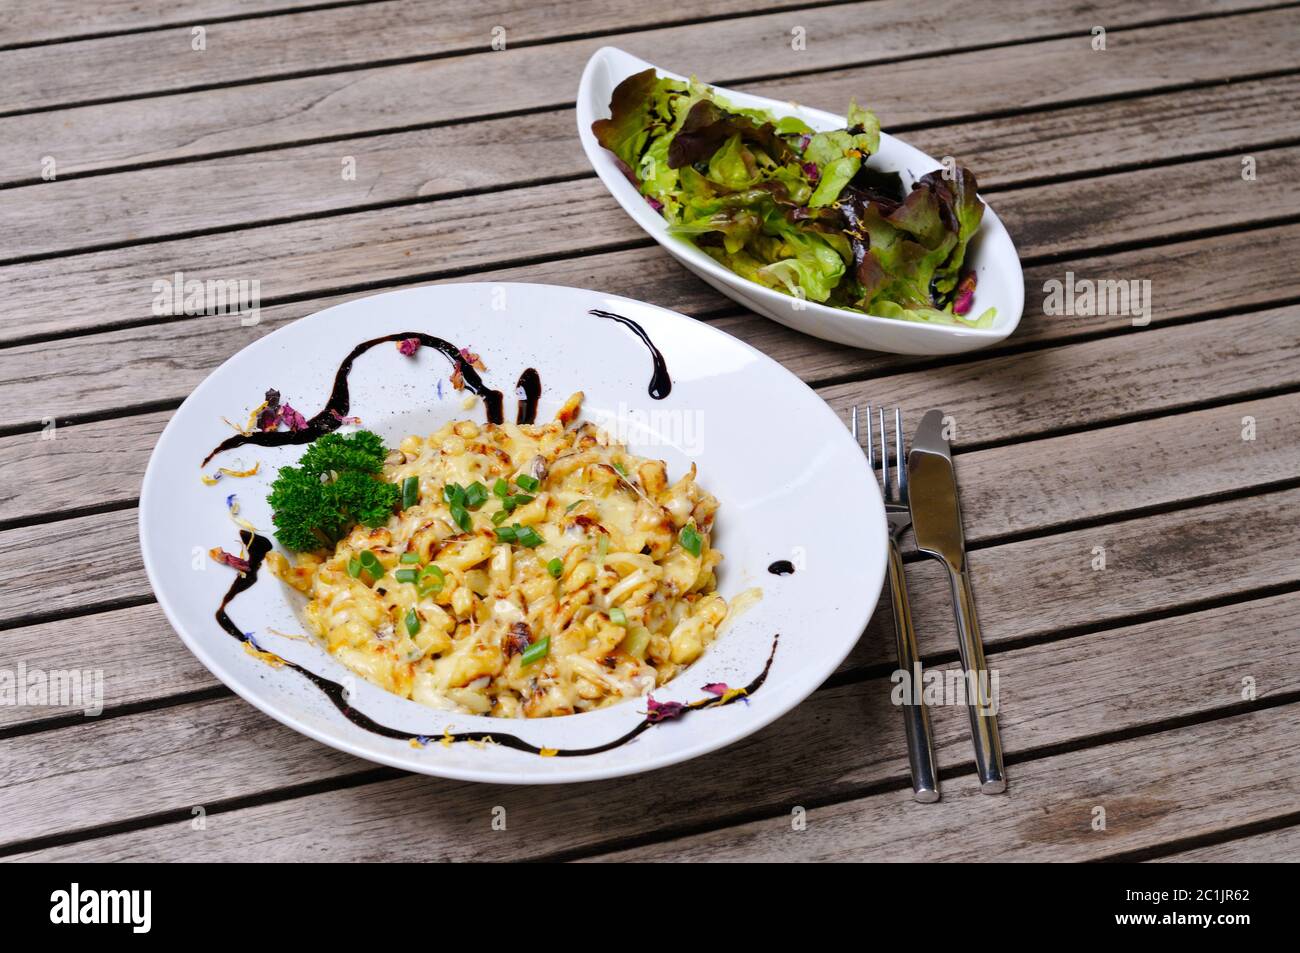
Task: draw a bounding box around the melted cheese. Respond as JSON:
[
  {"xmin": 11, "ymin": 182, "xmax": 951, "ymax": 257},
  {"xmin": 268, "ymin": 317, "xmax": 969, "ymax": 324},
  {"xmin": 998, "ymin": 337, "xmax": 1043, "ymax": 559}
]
[{"xmin": 271, "ymin": 394, "xmax": 729, "ymax": 718}]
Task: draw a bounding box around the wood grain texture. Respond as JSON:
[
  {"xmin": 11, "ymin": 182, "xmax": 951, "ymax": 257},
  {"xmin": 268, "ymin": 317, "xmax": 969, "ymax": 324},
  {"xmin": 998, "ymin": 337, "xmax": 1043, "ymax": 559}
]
[
  {"xmin": 1157, "ymin": 823, "xmax": 1300, "ymax": 862},
  {"xmin": 4, "ymin": 0, "xmax": 1298, "ymax": 864},
  {"xmin": 587, "ymin": 704, "xmax": 1300, "ymax": 861},
  {"xmin": 0, "ymin": 604, "xmax": 214, "ymax": 730},
  {"xmin": 1, "ymin": 140, "xmax": 1296, "ymax": 365},
  {"xmin": 0, "ymin": 0, "xmax": 339, "ymax": 48},
  {"xmin": 9, "ymin": 67, "xmax": 1299, "ymax": 262},
  {"xmin": 0, "ymin": 0, "xmax": 779, "ymax": 112},
  {"xmin": 1, "ymin": 4, "xmax": 1292, "ymax": 182},
  {"xmin": 7, "ymin": 590, "xmax": 1299, "ymax": 858},
  {"xmin": 818, "ymin": 307, "xmax": 1300, "ymax": 450},
  {"xmin": 2, "ymin": 395, "xmax": 1294, "ymax": 735},
  {"xmin": 2, "ymin": 308, "xmax": 1296, "ymax": 628}
]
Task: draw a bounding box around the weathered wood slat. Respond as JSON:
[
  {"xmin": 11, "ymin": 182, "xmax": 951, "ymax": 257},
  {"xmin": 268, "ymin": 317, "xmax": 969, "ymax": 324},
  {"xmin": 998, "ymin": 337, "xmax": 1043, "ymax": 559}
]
[
  {"xmin": 0, "ymin": 0, "xmax": 333, "ymax": 48},
  {"xmin": 1, "ymin": 309, "xmax": 1295, "ymax": 626},
  {"xmin": 1, "ymin": 141, "xmax": 1296, "ymax": 365},
  {"xmin": 587, "ymin": 704, "xmax": 1300, "ymax": 861},
  {"xmin": 0, "ymin": 604, "xmax": 214, "ymax": 730},
  {"xmin": 1158, "ymin": 823, "xmax": 1300, "ymax": 862},
  {"xmin": 2, "ymin": 5, "xmax": 1291, "ymax": 182},
  {"xmin": 4, "ymin": 395, "xmax": 1294, "ymax": 734},
  {"xmin": 9, "ymin": 590, "xmax": 1298, "ymax": 859},
  {"xmin": 0, "ymin": 0, "xmax": 779, "ymax": 113},
  {"xmin": 9, "ymin": 67, "xmax": 1299, "ymax": 262},
  {"xmin": 819, "ymin": 307, "xmax": 1300, "ymax": 450}
]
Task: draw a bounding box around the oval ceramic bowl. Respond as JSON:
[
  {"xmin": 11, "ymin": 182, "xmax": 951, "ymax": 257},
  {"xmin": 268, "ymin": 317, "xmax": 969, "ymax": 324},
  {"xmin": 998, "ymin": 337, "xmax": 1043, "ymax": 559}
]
[
  {"xmin": 577, "ymin": 46, "xmax": 1024, "ymax": 355},
  {"xmin": 140, "ymin": 283, "xmax": 887, "ymax": 784}
]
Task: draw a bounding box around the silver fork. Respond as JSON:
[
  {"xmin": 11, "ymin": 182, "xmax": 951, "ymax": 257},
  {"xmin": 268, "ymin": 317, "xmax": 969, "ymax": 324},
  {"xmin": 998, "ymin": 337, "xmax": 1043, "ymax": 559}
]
[{"xmin": 854, "ymin": 405, "xmax": 940, "ymax": 803}]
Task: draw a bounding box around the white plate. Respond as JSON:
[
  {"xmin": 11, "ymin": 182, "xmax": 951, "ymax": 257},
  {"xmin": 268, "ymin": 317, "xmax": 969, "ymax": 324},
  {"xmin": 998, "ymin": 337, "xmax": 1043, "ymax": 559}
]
[
  {"xmin": 140, "ymin": 283, "xmax": 887, "ymax": 784},
  {"xmin": 577, "ymin": 47, "xmax": 1025, "ymax": 355}
]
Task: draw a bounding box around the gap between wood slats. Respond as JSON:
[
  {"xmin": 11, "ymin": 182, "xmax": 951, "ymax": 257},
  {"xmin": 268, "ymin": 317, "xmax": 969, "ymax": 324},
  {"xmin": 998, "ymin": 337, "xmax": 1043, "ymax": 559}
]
[
  {"xmin": 1, "ymin": 278, "xmax": 1293, "ymax": 448},
  {"xmin": 0, "ymin": 0, "xmax": 1292, "ymax": 156},
  {"xmin": 5, "ymin": 592, "xmax": 1298, "ymax": 861},
  {"xmin": 0, "ymin": 0, "xmax": 939, "ymax": 118},
  {"xmin": 7, "ymin": 118, "xmax": 1299, "ymax": 269},
  {"xmin": 548, "ymin": 693, "xmax": 1300, "ymax": 863},
  {"xmin": 2, "ymin": 167, "xmax": 1296, "ymax": 360},
  {"xmin": 0, "ymin": 1, "xmax": 395, "ymax": 52}
]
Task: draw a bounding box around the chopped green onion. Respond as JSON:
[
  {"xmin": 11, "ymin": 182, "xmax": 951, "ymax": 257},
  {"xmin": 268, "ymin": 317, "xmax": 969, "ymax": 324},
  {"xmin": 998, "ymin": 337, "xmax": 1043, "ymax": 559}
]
[
  {"xmin": 394, "ymin": 568, "xmax": 419, "ymax": 584},
  {"xmin": 679, "ymin": 523, "xmax": 703, "ymax": 557},
  {"xmin": 442, "ymin": 482, "xmax": 465, "ymax": 506},
  {"xmin": 404, "ymin": 608, "xmax": 421, "ymax": 636},
  {"xmin": 613, "ymin": 462, "xmax": 627, "ymax": 476},
  {"xmin": 520, "ymin": 636, "xmax": 550, "ymax": 666},
  {"xmin": 347, "ymin": 557, "xmax": 362, "ymax": 578},
  {"xmin": 512, "ymin": 494, "xmax": 535, "ymax": 506},
  {"xmin": 417, "ymin": 564, "xmax": 445, "ymax": 596},
  {"xmin": 491, "ymin": 509, "xmax": 511, "ymax": 526},
  {"xmin": 515, "ymin": 525, "xmax": 544, "ymax": 548},
  {"xmin": 401, "ymin": 475, "xmax": 420, "ymax": 509},
  {"xmin": 515, "ymin": 474, "xmax": 540, "ymax": 493},
  {"xmin": 358, "ymin": 550, "xmax": 384, "ymax": 579},
  {"xmin": 609, "ymin": 606, "xmax": 627, "ymax": 626},
  {"xmin": 494, "ymin": 525, "xmax": 517, "ymax": 543},
  {"xmin": 565, "ymin": 500, "xmax": 581, "ymax": 513},
  {"xmin": 493, "ymin": 478, "xmax": 509, "ymax": 498},
  {"xmin": 450, "ymin": 503, "xmax": 472, "ymax": 534},
  {"xmin": 464, "ymin": 481, "xmax": 489, "ymax": 509},
  {"xmin": 399, "ymin": 552, "xmax": 421, "ymax": 564},
  {"xmin": 621, "ymin": 626, "xmax": 651, "ymax": 660},
  {"xmin": 596, "ymin": 533, "xmax": 609, "ymax": 566},
  {"xmin": 546, "ymin": 557, "xmax": 564, "ymax": 578}
]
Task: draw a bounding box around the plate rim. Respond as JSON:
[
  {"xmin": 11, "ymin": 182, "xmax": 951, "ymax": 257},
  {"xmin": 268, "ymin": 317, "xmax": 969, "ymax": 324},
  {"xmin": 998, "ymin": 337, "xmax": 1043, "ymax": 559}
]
[{"xmin": 139, "ymin": 281, "xmax": 888, "ymax": 784}]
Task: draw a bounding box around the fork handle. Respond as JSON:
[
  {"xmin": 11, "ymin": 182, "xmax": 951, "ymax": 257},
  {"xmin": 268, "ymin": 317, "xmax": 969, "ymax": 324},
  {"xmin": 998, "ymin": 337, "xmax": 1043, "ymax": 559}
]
[
  {"xmin": 946, "ymin": 565, "xmax": 1007, "ymax": 794},
  {"xmin": 886, "ymin": 538, "xmax": 940, "ymax": 803}
]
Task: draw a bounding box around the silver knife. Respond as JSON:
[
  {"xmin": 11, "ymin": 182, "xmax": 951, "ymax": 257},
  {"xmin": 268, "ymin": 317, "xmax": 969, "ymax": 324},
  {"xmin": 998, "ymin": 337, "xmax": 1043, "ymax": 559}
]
[{"xmin": 907, "ymin": 409, "xmax": 1007, "ymax": 794}]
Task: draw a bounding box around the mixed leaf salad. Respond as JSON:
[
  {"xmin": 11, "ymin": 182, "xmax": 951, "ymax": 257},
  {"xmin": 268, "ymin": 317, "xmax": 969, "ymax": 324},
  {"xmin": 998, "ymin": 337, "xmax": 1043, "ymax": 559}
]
[{"xmin": 593, "ymin": 69, "xmax": 994, "ymax": 326}]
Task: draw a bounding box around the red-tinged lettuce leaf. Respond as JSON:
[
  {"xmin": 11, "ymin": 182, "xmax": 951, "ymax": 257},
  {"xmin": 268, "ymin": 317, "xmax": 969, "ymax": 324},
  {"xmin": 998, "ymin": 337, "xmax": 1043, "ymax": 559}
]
[
  {"xmin": 666, "ymin": 99, "xmax": 796, "ymax": 169},
  {"xmin": 592, "ymin": 68, "xmax": 667, "ymax": 169}
]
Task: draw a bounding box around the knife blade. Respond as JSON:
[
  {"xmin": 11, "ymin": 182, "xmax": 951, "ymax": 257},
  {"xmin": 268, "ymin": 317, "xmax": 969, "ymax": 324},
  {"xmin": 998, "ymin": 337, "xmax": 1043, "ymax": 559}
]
[{"xmin": 908, "ymin": 409, "xmax": 1007, "ymax": 794}]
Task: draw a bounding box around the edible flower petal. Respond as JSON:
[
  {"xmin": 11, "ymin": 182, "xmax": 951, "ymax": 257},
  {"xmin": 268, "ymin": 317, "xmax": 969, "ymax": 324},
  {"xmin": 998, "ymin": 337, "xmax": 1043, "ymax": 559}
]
[
  {"xmin": 209, "ymin": 547, "xmax": 251, "ymax": 573},
  {"xmin": 645, "ymin": 696, "xmax": 688, "ymax": 723}
]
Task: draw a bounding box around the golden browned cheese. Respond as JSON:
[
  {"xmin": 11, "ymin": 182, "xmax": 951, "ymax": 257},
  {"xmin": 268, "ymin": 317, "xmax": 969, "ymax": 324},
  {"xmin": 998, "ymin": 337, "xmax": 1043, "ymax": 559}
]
[{"xmin": 270, "ymin": 394, "xmax": 728, "ymax": 718}]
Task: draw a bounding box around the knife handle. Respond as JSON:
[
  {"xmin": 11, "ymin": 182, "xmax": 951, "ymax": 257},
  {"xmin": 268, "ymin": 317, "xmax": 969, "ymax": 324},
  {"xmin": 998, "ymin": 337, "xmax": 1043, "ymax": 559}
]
[
  {"xmin": 886, "ymin": 537, "xmax": 940, "ymax": 803},
  {"xmin": 948, "ymin": 566, "xmax": 1007, "ymax": 794}
]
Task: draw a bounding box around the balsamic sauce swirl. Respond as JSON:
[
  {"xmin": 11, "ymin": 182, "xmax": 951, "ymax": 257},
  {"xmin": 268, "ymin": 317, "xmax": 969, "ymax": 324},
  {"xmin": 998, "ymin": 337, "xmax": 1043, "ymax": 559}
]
[
  {"xmin": 589, "ymin": 309, "xmax": 672, "ymax": 399},
  {"xmin": 202, "ymin": 332, "xmax": 504, "ymax": 466},
  {"xmin": 218, "ymin": 530, "xmax": 777, "ymax": 755},
  {"xmin": 515, "ymin": 367, "xmax": 541, "ymax": 425}
]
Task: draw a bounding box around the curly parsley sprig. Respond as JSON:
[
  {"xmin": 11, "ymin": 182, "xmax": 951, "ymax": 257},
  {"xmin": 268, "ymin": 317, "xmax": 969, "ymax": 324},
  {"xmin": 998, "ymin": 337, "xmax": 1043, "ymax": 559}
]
[{"xmin": 268, "ymin": 430, "xmax": 400, "ymax": 551}]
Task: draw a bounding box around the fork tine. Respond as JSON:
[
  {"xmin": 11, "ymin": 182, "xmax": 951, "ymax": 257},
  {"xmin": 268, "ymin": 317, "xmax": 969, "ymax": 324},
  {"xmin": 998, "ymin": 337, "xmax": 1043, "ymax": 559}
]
[
  {"xmin": 895, "ymin": 408, "xmax": 907, "ymax": 501},
  {"xmin": 850, "ymin": 404, "xmax": 859, "ymax": 442},
  {"xmin": 865, "ymin": 405, "xmax": 875, "ymax": 471},
  {"xmin": 878, "ymin": 407, "xmax": 889, "ymax": 498}
]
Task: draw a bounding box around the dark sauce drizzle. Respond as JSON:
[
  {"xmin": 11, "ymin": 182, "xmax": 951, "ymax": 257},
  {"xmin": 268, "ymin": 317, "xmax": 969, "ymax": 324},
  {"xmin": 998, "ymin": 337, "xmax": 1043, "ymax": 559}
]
[
  {"xmin": 767, "ymin": 560, "xmax": 795, "ymax": 576},
  {"xmin": 218, "ymin": 530, "xmax": 778, "ymax": 755},
  {"xmin": 589, "ymin": 309, "xmax": 671, "ymax": 399},
  {"xmin": 202, "ymin": 332, "xmax": 505, "ymax": 466},
  {"xmin": 515, "ymin": 367, "xmax": 541, "ymax": 425}
]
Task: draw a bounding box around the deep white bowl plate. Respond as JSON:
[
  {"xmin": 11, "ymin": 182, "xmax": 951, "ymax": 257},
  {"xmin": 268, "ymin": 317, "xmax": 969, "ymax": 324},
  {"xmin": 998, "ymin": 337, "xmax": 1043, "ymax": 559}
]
[
  {"xmin": 140, "ymin": 283, "xmax": 887, "ymax": 784},
  {"xmin": 577, "ymin": 47, "xmax": 1025, "ymax": 355}
]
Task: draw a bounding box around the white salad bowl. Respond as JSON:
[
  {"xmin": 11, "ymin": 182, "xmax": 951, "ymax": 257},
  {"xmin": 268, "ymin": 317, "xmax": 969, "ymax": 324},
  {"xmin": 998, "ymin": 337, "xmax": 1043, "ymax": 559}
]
[
  {"xmin": 577, "ymin": 46, "xmax": 1024, "ymax": 355},
  {"xmin": 140, "ymin": 283, "xmax": 887, "ymax": 784}
]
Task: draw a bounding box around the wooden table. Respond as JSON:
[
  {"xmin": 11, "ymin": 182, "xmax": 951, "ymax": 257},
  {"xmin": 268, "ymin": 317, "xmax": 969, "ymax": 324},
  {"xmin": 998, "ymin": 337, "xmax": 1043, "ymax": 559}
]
[{"xmin": 2, "ymin": 0, "xmax": 1298, "ymax": 863}]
